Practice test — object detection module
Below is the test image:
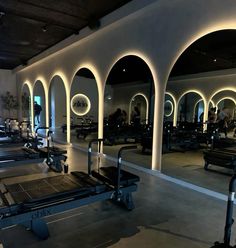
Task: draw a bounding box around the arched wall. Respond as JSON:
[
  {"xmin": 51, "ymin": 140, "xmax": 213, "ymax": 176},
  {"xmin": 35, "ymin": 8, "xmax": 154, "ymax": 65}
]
[
  {"xmin": 20, "ymin": 81, "xmax": 33, "ymax": 126},
  {"xmin": 16, "ymin": 0, "xmax": 236, "ymax": 171},
  {"xmin": 49, "ymin": 75, "xmax": 67, "ymax": 130},
  {"xmin": 70, "ymin": 65, "xmax": 101, "ymax": 141},
  {"xmin": 128, "ymin": 93, "xmax": 149, "ymax": 124},
  {"xmin": 33, "ymin": 79, "xmax": 48, "ymax": 128}
]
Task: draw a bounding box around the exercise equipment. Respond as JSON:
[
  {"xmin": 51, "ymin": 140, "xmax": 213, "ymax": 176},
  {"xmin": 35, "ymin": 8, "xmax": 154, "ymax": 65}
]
[
  {"xmin": 0, "ymin": 139, "xmax": 139, "ymax": 240},
  {"xmin": 0, "ymin": 127, "xmax": 67, "ymax": 172},
  {"xmin": 104, "ymin": 123, "xmax": 143, "ymax": 146},
  {"xmin": 0, "ymin": 120, "xmax": 37, "ymax": 148},
  {"xmin": 211, "ymin": 174, "xmax": 236, "ymax": 247},
  {"xmin": 203, "ymin": 149, "xmax": 236, "ymax": 172}
]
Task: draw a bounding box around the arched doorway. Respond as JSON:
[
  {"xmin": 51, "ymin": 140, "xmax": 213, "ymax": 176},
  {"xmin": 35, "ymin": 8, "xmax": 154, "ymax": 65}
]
[
  {"xmin": 33, "ymin": 80, "xmax": 46, "ymax": 130},
  {"xmin": 49, "ymin": 76, "xmax": 67, "ymax": 143},
  {"xmin": 162, "ymin": 30, "xmax": 236, "ymax": 193},
  {"xmin": 104, "ymin": 55, "xmax": 154, "ymax": 169},
  {"xmin": 70, "ymin": 68, "xmax": 98, "ymax": 148}
]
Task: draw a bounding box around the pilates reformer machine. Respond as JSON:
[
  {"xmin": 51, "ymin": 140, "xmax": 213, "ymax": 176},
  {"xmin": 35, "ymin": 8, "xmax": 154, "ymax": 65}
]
[
  {"xmin": 0, "ymin": 120, "xmax": 32, "ymax": 148},
  {"xmin": 0, "ymin": 127, "xmax": 68, "ymax": 173},
  {"xmin": 203, "ymin": 126, "xmax": 236, "ymax": 173},
  {"xmin": 0, "ymin": 139, "xmax": 139, "ymax": 240}
]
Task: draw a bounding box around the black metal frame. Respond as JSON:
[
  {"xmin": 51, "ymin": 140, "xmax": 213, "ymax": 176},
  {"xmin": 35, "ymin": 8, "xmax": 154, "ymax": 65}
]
[
  {"xmin": 211, "ymin": 174, "xmax": 236, "ymax": 247},
  {"xmin": 0, "ymin": 139, "xmax": 139, "ymax": 240}
]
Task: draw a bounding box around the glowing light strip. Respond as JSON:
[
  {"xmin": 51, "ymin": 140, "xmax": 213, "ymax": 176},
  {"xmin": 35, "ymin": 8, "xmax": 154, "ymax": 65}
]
[
  {"xmin": 164, "ymin": 100, "xmax": 174, "ymax": 117},
  {"xmin": 71, "ymin": 94, "xmax": 91, "ymax": 116},
  {"xmin": 209, "ymin": 87, "xmax": 236, "ymax": 101},
  {"xmin": 128, "ymin": 93, "xmax": 149, "ymax": 124},
  {"xmin": 165, "ymin": 92, "xmax": 176, "ymax": 124},
  {"xmin": 103, "ymin": 51, "xmax": 159, "ymax": 170},
  {"xmin": 176, "ymin": 90, "xmax": 207, "ymax": 125},
  {"xmin": 216, "ymin": 97, "xmax": 236, "ymax": 107}
]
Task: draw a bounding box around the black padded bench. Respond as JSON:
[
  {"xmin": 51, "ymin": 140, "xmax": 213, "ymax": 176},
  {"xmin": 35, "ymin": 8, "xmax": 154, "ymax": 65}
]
[
  {"xmin": 92, "ymin": 166, "xmax": 140, "ymax": 187},
  {"xmin": 4, "ymin": 172, "xmax": 106, "ymax": 205},
  {"xmin": 203, "ymin": 149, "xmax": 236, "ymax": 171}
]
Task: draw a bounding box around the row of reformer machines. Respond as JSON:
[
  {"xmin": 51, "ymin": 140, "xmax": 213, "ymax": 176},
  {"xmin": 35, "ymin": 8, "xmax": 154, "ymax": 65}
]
[
  {"xmin": 142, "ymin": 121, "xmax": 236, "ymax": 173},
  {"xmin": 0, "ymin": 120, "xmax": 140, "ymax": 242},
  {"xmin": 61, "ymin": 115, "xmax": 146, "ymax": 145}
]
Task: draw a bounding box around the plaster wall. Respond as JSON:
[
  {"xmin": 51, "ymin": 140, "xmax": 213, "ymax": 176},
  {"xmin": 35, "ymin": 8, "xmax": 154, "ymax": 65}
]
[
  {"xmin": 49, "ymin": 77, "xmax": 66, "ymax": 128},
  {"xmin": 0, "ymin": 69, "xmax": 17, "ymax": 119}
]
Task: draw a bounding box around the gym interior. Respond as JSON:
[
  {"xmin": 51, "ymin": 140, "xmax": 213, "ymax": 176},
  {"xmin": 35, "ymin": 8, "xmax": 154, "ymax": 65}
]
[{"xmin": 1, "ymin": 0, "xmax": 236, "ymax": 247}]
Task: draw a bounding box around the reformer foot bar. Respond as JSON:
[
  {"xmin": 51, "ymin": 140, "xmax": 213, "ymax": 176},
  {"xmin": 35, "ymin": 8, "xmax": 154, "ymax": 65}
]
[{"xmin": 0, "ymin": 139, "xmax": 139, "ymax": 240}]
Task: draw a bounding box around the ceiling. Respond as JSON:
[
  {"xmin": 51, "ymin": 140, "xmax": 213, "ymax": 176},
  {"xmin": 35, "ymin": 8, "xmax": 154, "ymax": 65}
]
[
  {"xmin": 1, "ymin": 2, "xmax": 236, "ymax": 79},
  {"xmin": 0, "ymin": 0, "xmax": 132, "ymax": 69},
  {"xmin": 170, "ymin": 30, "xmax": 236, "ymax": 77}
]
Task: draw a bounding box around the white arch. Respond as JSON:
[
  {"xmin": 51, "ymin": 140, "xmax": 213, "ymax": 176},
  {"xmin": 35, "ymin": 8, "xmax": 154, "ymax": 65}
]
[
  {"xmin": 209, "ymin": 87, "xmax": 236, "ymax": 101},
  {"xmin": 165, "ymin": 92, "xmax": 177, "ymax": 124},
  {"xmin": 70, "ymin": 65, "xmax": 102, "ymax": 142},
  {"xmin": 216, "ymin": 97, "xmax": 236, "ymax": 107},
  {"xmin": 129, "ymin": 93, "xmax": 149, "ymax": 124},
  {"xmin": 103, "ymin": 51, "xmax": 159, "ymax": 170},
  {"xmin": 33, "ymin": 77, "xmax": 49, "ymax": 127},
  {"xmin": 175, "ymin": 90, "xmax": 207, "ymax": 126}
]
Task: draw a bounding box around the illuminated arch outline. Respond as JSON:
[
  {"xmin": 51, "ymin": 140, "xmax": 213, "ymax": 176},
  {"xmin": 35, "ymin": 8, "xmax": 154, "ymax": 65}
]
[
  {"xmin": 129, "ymin": 93, "xmax": 149, "ymax": 124},
  {"xmin": 71, "ymin": 93, "xmax": 91, "ymax": 116},
  {"xmin": 33, "ymin": 78, "xmax": 49, "ymax": 127},
  {"xmin": 104, "ymin": 51, "xmax": 159, "ymax": 170},
  {"xmin": 70, "ymin": 65, "xmax": 101, "ymax": 142},
  {"xmin": 164, "ymin": 100, "xmax": 174, "ymax": 117}
]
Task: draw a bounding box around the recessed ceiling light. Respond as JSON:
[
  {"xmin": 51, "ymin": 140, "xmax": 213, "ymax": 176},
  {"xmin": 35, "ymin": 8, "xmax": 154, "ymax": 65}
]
[{"xmin": 213, "ymin": 58, "xmax": 217, "ymax": 62}]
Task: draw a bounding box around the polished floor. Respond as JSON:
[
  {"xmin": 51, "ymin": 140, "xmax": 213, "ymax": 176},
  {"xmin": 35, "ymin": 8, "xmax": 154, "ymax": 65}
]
[
  {"xmin": 0, "ymin": 144, "xmax": 234, "ymax": 247},
  {"xmin": 52, "ymin": 128, "xmax": 232, "ymax": 195}
]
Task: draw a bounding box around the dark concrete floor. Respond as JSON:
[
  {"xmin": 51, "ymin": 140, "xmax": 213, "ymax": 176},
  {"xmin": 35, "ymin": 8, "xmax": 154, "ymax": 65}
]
[{"xmin": 0, "ymin": 145, "xmax": 234, "ymax": 247}]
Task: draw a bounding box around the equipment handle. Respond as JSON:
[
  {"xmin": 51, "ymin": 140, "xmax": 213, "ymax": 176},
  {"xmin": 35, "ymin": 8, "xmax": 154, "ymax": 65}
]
[
  {"xmin": 117, "ymin": 146, "xmax": 137, "ymax": 192},
  {"xmin": 88, "ymin": 139, "xmax": 104, "ymax": 175}
]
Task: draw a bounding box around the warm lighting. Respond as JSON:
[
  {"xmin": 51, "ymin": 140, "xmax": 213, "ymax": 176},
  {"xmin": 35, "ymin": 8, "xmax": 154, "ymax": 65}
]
[
  {"xmin": 164, "ymin": 100, "xmax": 174, "ymax": 117},
  {"xmin": 165, "ymin": 92, "xmax": 177, "ymax": 125},
  {"xmin": 129, "ymin": 93, "xmax": 149, "ymax": 124},
  {"xmin": 176, "ymin": 90, "xmax": 207, "ymax": 129},
  {"xmin": 71, "ymin": 94, "xmax": 91, "ymax": 116},
  {"xmin": 70, "ymin": 64, "xmax": 103, "ymax": 144},
  {"xmin": 105, "ymin": 51, "xmax": 158, "ymax": 170},
  {"xmin": 216, "ymin": 97, "xmax": 236, "ymax": 108}
]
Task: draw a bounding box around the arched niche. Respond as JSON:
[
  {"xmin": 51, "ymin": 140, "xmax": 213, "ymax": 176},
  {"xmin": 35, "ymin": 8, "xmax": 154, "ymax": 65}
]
[
  {"xmin": 177, "ymin": 92, "xmax": 203, "ymax": 123},
  {"xmin": 129, "ymin": 93, "xmax": 148, "ymax": 124},
  {"xmin": 211, "ymin": 90, "xmax": 236, "ymax": 119},
  {"xmin": 217, "ymin": 98, "xmax": 236, "ymax": 119},
  {"xmin": 163, "ymin": 30, "xmax": 236, "ymax": 193},
  {"xmin": 70, "ymin": 68, "xmax": 98, "ymax": 147},
  {"xmin": 104, "ymin": 55, "xmax": 154, "ymax": 169},
  {"xmin": 164, "ymin": 94, "xmax": 175, "ymax": 122},
  {"xmin": 21, "ymin": 83, "xmax": 31, "ymax": 122},
  {"xmin": 49, "ymin": 75, "xmax": 67, "ymax": 142},
  {"xmin": 33, "ymin": 80, "xmax": 46, "ymax": 128}
]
